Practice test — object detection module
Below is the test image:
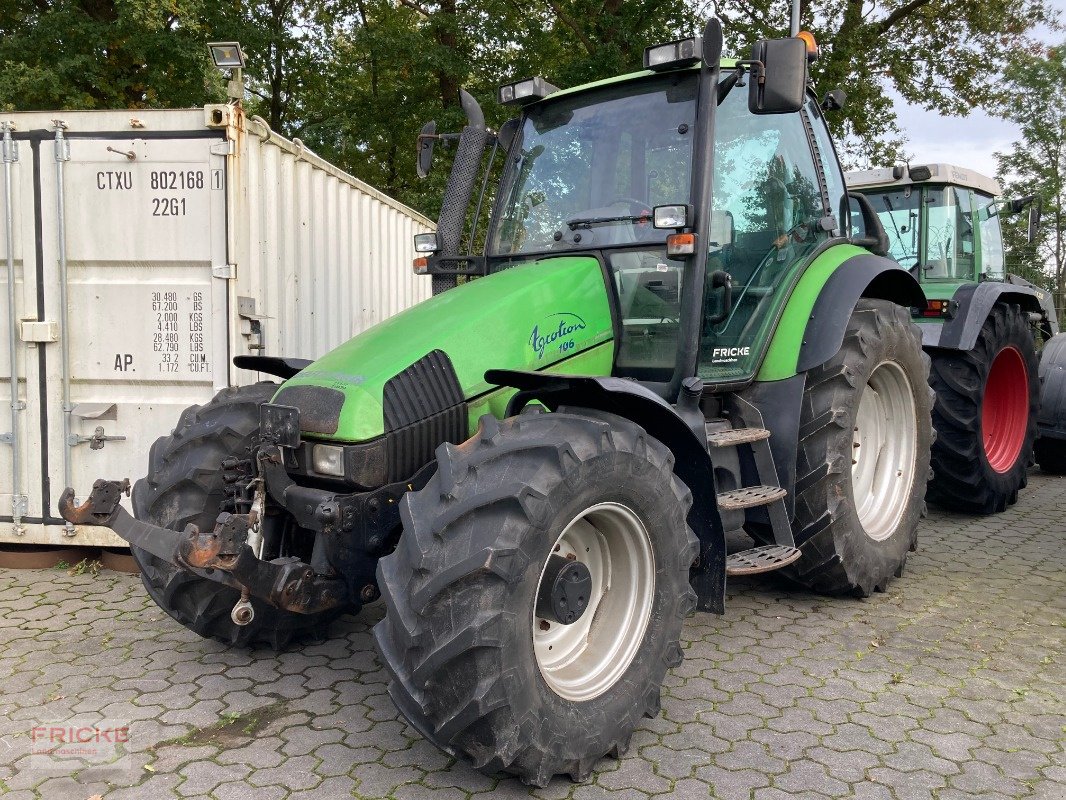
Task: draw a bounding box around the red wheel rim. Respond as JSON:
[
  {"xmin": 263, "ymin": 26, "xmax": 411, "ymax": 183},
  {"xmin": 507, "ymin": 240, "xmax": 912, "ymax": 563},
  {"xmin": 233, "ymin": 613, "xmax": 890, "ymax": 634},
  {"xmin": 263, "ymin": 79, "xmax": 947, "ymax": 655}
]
[{"xmin": 982, "ymin": 346, "xmax": 1029, "ymax": 473}]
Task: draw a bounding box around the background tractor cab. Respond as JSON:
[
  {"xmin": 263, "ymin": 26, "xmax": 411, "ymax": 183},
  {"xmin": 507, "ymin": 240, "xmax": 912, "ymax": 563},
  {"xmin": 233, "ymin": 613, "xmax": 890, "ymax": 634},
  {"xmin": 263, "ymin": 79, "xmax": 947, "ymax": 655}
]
[{"xmin": 846, "ymin": 163, "xmax": 1045, "ymax": 299}]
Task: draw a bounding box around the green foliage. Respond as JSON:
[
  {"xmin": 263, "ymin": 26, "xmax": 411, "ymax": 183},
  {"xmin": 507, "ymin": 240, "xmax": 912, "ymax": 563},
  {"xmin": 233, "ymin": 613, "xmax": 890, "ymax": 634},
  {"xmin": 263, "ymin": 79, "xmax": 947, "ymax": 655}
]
[
  {"xmin": 0, "ymin": 0, "xmax": 223, "ymax": 110},
  {"xmin": 0, "ymin": 0, "xmax": 1059, "ymax": 226},
  {"xmin": 995, "ymin": 43, "xmax": 1066, "ymax": 325},
  {"xmin": 715, "ymin": 1, "xmax": 1058, "ymax": 169}
]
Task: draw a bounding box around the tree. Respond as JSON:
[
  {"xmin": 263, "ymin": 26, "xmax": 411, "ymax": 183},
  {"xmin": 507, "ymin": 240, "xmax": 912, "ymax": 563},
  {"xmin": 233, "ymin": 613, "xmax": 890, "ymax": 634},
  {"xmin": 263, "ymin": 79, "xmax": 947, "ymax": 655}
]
[
  {"xmin": 995, "ymin": 44, "xmax": 1066, "ymax": 326},
  {"xmin": 0, "ymin": 0, "xmax": 220, "ymax": 110},
  {"xmin": 714, "ymin": 1, "xmax": 1059, "ymax": 168}
]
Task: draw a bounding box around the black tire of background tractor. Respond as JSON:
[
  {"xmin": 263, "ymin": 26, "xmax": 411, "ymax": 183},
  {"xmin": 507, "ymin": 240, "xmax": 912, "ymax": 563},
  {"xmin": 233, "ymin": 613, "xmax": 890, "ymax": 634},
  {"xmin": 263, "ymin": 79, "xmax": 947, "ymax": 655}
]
[
  {"xmin": 130, "ymin": 384, "xmax": 346, "ymax": 650},
  {"xmin": 373, "ymin": 408, "xmax": 698, "ymax": 787},
  {"xmin": 1034, "ymin": 332, "xmax": 1066, "ymax": 474},
  {"xmin": 752, "ymin": 300, "xmax": 933, "ymax": 596},
  {"xmin": 926, "ymin": 304, "xmax": 1040, "ymax": 513}
]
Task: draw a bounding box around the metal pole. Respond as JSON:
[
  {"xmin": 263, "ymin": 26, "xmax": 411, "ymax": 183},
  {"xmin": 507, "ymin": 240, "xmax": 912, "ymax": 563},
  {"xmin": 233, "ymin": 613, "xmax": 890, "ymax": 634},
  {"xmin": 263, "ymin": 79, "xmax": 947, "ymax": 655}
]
[
  {"xmin": 790, "ymin": 0, "xmax": 801, "ymax": 36},
  {"xmin": 2, "ymin": 122, "xmax": 25, "ymax": 535},
  {"xmin": 53, "ymin": 121, "xmax": 75, "ymax": 535}
]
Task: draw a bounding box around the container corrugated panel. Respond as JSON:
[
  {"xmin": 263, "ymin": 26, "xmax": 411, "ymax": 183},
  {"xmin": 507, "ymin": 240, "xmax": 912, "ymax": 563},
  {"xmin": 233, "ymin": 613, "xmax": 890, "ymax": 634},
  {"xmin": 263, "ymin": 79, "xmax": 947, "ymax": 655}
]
[{"xmin": 0, "ymin": 107, "xmax": 432, "ymax": 546}]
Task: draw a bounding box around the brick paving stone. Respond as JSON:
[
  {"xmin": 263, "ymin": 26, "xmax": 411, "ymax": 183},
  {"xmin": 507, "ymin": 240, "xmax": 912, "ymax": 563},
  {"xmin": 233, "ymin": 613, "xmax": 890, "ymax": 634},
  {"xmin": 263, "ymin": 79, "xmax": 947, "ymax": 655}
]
[{"xmin": 0, "ymin": 471, "xmax": 1063, "ymax": 799}]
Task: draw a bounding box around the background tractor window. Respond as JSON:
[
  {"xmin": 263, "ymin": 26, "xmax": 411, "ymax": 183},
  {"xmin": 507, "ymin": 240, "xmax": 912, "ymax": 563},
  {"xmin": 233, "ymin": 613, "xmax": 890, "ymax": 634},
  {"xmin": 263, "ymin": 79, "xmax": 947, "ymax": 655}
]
[
  {"xmin": 698, "ymin": 88, "xmax": 829, "ymax": 380},
  {"xmin": 867, "ymin": 187, "xmax": 921, "ymax": 268},
  {"xmin": 923, "ymin": 186, "xmax": 975, "ymax": 280},
  {"xmin": 975, "ymin": 192, "xmax": 1005, "ymax": 278}
]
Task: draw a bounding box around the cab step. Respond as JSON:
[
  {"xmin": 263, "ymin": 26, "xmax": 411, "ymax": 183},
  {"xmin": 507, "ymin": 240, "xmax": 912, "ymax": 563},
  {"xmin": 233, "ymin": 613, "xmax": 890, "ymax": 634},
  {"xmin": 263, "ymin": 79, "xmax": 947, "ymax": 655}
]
[
  {"xmin": 725, "ymin": 545, "xmax": 802, "ymax": 576},
  {"xmin": 716, "ymin": 485, "xmax": 788, "ymax": 511},
  {"xmin": 706, "ymin": 427, "xmax": 771, "ymax": 447}
]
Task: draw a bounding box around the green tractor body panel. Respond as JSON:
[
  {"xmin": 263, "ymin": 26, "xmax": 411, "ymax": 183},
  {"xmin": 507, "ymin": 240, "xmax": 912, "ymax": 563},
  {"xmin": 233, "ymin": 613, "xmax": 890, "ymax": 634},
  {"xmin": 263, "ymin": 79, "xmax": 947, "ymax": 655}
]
[
  {"xmin": 756, "ymin": 244, "xmax": 869, "ymax": 382},
  {"xmin": 275, "ymin": 256, "xmax": 615, "ymax": 442}
]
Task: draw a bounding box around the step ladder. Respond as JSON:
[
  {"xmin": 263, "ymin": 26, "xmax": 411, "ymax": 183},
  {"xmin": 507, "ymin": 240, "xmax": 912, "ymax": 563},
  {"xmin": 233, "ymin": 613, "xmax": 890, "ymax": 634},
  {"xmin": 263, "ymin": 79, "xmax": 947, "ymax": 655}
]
[{"xmin": 706, "ymin": 421, "xmax": 801, "ymax": 577}]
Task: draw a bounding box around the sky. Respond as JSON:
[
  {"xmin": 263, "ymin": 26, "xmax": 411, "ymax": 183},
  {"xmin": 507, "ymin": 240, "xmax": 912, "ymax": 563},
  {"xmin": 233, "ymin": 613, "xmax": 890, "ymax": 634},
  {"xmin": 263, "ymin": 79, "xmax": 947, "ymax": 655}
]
[{"xmin": 891, "ymin": 0, "xmax": 1065, "ymax": 181}]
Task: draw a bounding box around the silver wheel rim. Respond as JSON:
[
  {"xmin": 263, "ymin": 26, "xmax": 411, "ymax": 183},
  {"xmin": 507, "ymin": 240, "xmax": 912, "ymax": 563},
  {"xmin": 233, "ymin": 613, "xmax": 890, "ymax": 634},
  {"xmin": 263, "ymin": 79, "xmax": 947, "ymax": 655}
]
[
  {"xmin": 533, "ymin": 502, "xmax": 655, "ymax": 701},
  {"xmin": 852, "ymin": 360, "xmax": 918, "ymax": 541}
]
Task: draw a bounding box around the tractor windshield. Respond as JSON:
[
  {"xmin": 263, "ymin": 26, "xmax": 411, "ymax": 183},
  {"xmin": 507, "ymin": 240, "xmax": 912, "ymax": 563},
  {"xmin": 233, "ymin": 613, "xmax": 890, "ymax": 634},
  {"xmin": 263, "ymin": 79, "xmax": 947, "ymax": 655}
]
[
  {"xmin": 488, "ymin": 73, "xmax": 698, "ymax": 256},
  {"xmin": 859, "ymin": 187, "xmax": 921, "ymax": 268}
]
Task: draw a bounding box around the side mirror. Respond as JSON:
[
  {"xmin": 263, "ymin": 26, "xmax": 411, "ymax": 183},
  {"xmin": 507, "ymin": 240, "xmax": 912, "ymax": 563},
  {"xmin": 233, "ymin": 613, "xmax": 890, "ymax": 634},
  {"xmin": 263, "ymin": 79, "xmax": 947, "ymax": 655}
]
[
  {"xmin": 497, "ymin": 117, "xmax": 520, "ymax": 154},
  {"xmin": 1007, "ymin": 195, "xmax": 1043, "ymax": 245},
  {"xmin": 416, "ymin": 121, "xmax": 437, "ymax": 179},
  {"xmin": 847, "ymin": 192, "xmax": 890, "ymax": 257},
  {"xmin": 1028, "ymin": 199, "xmax": 1042, "ymax": 245},
  {"xmin": 749, "ymin": 37, "xmax": 808, "ymax": 115}
]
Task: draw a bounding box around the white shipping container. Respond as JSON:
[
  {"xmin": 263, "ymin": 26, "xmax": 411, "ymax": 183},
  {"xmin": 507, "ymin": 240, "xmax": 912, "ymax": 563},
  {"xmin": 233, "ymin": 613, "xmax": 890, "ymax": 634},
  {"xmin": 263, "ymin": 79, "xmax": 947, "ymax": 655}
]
[{"xmin": 1, "ymin": 105, "xmax": 433, "ymax": 546}]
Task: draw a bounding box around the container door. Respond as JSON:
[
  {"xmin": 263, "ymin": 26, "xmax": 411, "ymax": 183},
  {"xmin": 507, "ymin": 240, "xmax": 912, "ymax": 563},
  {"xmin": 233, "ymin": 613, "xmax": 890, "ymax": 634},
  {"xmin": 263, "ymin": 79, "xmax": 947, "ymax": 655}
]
[{"xmin": 39, "ymin": 133, "xmax": 229, "ymax": 532}]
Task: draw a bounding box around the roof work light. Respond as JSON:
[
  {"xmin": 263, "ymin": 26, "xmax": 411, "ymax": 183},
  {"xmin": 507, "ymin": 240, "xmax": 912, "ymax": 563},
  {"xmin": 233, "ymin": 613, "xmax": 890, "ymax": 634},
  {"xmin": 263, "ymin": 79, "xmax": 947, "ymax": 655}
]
[
  {"xmin": 498, "ymin": 77, "xmax": 560, "ymax": 106},
  {"xmin": 643, "ymin": 37, "xmax": 704, "ymax": 71}
]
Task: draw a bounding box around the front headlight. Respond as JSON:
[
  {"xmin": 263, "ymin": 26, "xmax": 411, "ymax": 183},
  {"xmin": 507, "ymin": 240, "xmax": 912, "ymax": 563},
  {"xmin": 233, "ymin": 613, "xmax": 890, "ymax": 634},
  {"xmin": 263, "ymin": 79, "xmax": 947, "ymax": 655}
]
[{"xmin": 311, "ymin": 444, "xmax": 345, "ymax": 477}]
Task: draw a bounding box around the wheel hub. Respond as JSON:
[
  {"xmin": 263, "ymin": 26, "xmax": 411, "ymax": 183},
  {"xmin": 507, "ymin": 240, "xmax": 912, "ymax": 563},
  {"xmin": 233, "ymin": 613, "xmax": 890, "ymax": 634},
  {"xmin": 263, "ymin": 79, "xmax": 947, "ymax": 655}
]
[{"xmin": 535, "ymin": 554, "xmax": 592, "ymax": 625}]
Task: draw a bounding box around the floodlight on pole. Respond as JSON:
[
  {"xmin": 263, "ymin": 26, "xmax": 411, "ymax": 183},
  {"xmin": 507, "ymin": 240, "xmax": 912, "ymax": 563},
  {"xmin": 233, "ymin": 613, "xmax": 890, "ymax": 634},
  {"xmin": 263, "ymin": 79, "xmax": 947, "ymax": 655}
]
[{"xmin": 207, "ymin": 42, "xmax": 245, "ymax": 102}]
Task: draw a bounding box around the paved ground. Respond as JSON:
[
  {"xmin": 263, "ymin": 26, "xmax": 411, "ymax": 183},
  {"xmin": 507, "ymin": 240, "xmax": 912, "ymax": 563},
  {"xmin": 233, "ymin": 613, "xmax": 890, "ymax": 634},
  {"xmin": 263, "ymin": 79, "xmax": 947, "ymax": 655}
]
[{"xmin": 0, "ymin": 472, "xmax": 1063, "ymax": 800}]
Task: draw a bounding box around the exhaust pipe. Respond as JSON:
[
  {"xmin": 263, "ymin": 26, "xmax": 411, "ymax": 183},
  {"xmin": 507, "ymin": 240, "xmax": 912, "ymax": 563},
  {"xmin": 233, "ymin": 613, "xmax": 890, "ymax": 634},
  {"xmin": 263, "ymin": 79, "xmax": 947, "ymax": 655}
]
[{"xmin": 433, "ymin": 89, "xmax": 490, "ymax": 295}]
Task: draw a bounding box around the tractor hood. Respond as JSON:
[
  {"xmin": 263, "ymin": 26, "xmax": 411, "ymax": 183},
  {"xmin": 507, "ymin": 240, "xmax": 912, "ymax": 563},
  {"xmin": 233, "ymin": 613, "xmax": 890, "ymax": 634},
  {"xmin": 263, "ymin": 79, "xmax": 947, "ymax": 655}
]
[{"xmin": 273, "ymin": 256, "xmax": 614, "ymax": 442}]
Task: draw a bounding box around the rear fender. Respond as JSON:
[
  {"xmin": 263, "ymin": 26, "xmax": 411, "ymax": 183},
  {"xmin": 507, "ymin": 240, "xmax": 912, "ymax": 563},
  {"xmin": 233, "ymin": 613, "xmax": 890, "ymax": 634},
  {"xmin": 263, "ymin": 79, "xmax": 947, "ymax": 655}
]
[
  {"xmin": 933, "ymin": 282, "xmax": 1054, "ymax": 351},
  {"xmin": 797, "ymin": 255, "xmax": 925, "ymax": 373},
  {"xmin": 485, "ymin": 369, "xmax": 727, "ymax": 614}
]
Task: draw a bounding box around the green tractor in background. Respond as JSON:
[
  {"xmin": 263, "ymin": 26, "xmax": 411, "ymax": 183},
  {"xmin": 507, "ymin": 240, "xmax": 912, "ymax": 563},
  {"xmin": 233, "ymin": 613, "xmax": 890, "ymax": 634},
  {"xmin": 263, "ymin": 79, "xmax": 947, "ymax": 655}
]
[
  {"xmin": 63, "ymin": 20, "xmax": 937, "ymax": 785},
  {"xmin": 846, "ymin": 164, "xmax": 1063, "ymax": 502}
]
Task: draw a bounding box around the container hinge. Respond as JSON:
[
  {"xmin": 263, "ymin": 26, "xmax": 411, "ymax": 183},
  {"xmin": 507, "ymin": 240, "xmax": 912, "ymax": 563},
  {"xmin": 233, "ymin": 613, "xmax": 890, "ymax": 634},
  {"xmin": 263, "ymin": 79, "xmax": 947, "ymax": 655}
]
[
  {"xmin": 53, "ymin": 121, "xmax": 70, "ymax": 162},
  {"xmin": 1, "ymin": 123, "xmax": 18, "ymax": 163},
  {"xmin": 211, "ymin": 140, "xmax": 236, "ymax": 156},
  {"xmin": 213, "ymin": 263, "xmax": 236, "ymax": 280},
  {"xmin": 0, "ymin": 432, "xmax": 12, "ymax": 444},
  {"xmin": 69, "ymin": 426, "xmax": 126, "ymax": 450},
  {"xmin": 11, "ymin": 494, "xmax": 28, "ymax": 518}
]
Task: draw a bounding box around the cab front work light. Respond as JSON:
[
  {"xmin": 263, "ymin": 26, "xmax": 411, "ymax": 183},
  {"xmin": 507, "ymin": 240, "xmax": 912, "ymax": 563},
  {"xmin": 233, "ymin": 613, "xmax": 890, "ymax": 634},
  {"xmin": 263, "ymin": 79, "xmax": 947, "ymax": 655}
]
[
  {"xmin": 644, "ymin": 37, "xmax": 704, "ymax": 71},
  {"xmin": 498, "ymin": 77, "xmax": 560, "ymax": 106}
]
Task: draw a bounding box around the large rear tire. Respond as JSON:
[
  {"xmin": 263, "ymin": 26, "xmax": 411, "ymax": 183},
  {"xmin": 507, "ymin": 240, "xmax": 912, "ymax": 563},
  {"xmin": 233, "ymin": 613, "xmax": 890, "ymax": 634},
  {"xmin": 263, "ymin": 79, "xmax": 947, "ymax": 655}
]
[
  {"xmin": 131, "ymin": 384, "xmax": 345, "ymax": 649},
  {"xmin": 927, "ymin": 304, "xmax": 1039, "ymax": 513},
  {"xmin": 758, "ymin": 300, "xmax": 933, "ymax": 596},
  {"xmin": 373, "ymin": 409, "xmax": 698, "ymax": 787}
]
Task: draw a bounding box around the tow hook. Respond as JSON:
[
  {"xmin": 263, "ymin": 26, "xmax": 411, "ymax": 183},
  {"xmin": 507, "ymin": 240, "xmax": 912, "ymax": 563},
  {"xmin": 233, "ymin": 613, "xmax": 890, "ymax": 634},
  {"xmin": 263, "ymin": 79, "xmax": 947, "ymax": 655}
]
[{"xmin": 231, "ymin": 589, "xmax": 255, "ymax": 626}]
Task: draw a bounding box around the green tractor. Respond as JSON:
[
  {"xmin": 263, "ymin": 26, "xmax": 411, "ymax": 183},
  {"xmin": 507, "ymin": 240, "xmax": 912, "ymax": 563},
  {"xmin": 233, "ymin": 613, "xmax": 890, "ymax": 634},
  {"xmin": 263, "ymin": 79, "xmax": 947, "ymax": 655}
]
[
  {"xmin": 62, "ymin": 20, "xmax": 936, "ymax": 785},
  {"xmin": 845, "ymin": 164, "xmax": 1060, "ymax": 508}
]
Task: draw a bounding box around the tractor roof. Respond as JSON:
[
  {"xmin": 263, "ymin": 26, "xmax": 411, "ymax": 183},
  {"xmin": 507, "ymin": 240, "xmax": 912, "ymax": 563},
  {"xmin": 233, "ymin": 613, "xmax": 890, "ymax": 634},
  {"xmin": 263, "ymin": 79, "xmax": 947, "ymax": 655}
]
[
  {"xmin": 541, "ymin": 59, "xmax": 738, "ymax": 104},
  {"xmin": 845, "ymin": 164, "xmax": 1001, "ymax": 198}
]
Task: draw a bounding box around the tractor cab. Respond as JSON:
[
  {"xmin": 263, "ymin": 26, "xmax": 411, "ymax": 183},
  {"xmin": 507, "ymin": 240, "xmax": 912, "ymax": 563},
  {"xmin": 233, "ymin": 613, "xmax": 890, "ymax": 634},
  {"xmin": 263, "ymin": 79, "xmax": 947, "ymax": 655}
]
[{"xmin": 417, "ymin": 25, "xmax": 860, "ymax": 393}]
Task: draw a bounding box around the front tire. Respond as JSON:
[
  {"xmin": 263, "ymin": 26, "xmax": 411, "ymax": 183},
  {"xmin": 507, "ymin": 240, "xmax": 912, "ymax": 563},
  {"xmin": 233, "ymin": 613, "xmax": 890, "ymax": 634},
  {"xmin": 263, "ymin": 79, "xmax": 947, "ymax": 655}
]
[
  {"xmin": 762, "ymin": 300, "xmax": 933, "ymax": 596},
  {"xmin": 131, "ymin": 384, "xmax": 345, "ymax": 649},
  {"xmin": 927, "ymin": 304, "xmax": 1040, "ymax": 513},
  {"xmin": 373, "ymin": 409, "xmax": 697, "ymax": 787}
]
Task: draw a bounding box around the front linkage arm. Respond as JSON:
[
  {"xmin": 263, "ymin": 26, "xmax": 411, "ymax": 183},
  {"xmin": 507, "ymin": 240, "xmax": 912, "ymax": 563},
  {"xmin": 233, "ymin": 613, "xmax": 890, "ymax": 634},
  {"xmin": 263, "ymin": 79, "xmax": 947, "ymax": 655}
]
[{"xmin": 58, "ymin": 479, "xmax": 346, "ymax": 615}]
